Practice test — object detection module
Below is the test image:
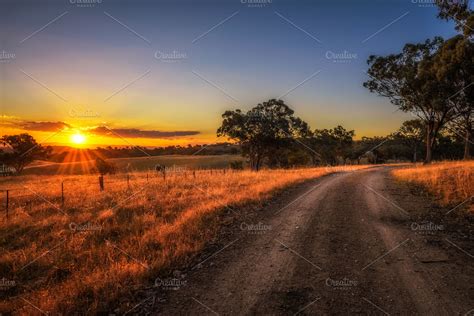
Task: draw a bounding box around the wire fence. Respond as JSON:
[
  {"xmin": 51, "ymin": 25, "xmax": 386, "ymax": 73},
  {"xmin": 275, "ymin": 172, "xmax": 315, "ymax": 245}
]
[{"xmin": 0, "ymin": 168, "xmax": 236, "ymax": 220}]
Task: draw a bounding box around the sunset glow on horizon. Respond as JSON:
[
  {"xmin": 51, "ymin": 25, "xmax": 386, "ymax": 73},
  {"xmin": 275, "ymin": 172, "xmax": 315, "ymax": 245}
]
[{"xmin": 1, "ymin": 0, "xmax": 458, "ymax": 147}]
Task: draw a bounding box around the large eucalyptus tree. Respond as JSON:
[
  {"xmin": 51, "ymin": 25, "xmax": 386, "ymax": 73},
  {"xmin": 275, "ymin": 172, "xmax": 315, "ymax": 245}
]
[{"xmin": 364, "ymin": 38, "xmax": 456, "ymax": 163}]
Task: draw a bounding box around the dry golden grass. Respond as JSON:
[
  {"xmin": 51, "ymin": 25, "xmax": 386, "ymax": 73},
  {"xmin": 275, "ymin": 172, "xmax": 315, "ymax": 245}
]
[
  {"xmin": 392, "ymin": 161, "xmax": 474, "ymax": 211},
  {"xmin": 0, "ymin": 165, "xmax": 367, "ymax": 314}
]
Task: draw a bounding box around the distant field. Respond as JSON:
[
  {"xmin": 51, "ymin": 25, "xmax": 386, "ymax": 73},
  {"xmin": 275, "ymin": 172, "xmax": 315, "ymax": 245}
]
[{"xmin": 24, "ymin": 155, "xmax": 245, "ymax": 175}]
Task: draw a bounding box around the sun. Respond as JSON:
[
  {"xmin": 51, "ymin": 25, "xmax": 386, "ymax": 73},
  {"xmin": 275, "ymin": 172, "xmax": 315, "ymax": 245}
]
[{"xmin": 71, "ymin": 133, "xmax": 86, "ymax": 145}]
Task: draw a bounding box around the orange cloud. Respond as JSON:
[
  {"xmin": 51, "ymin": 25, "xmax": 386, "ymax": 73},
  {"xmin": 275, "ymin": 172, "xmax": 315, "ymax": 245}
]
[
  {"xmin": 90, "ymin": 126, "xmax": 200, "ymax": 139},
  {"xmin": 20, "ymin": 121, "xmax": 71, "ymax": 132}
]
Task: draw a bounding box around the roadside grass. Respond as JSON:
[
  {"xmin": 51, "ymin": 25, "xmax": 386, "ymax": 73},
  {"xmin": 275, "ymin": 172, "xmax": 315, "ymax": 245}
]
[
  {"xmin": 0, "ymin": 165, "xmax": 367, "ymax": 314},
  {"xmin": 392, "ymin": 161, "xmax": 473, "ymax": 212}
]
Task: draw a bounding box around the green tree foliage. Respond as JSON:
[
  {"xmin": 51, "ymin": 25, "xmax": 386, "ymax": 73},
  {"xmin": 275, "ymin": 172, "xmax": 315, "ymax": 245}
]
[
  {"xmin": 431, "ymin": 35, "xmax": 474, "ymax": 159},
  {"xmin": 217, "ymin": 99, "xmax": 311, "ymax": 170},
  {"xmin": 437, "ymin": 0, "xmax": 473, "ymax": 37},
  {"xmin": 364, "ymin": 37, "xmax": 456, "ymax": 163},
  {"xmin": 310, "ymin": 126, "xmax": 354, "ymax": 165},
  {"xmin": 393, "ymin": 119, "xmax": 425, "ymax": 162}
]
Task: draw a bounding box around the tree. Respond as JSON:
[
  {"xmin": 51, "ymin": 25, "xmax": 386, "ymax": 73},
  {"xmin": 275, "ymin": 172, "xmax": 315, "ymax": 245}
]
[
  {"xmin": 310, "ymin": 126, "xmax": 354, "ymax": 165},
  {"xmin": 331, "ymin": 125, "xmax": 355, "ymax": 162},
  {"xmin": 437, "ymin": 0, "xmax": 473, "ymax": 37},
  {"xmin": 217, "ymin": 99, "xmax": 311, "ymax": 171},
  {"xmin": 311, "ymin": 129, "xmax": 337, "ymax": 165},
  {"xmin": 431, "ymin": 36, "xmax": 474, "ymax": 159},
  {"xmin": 359, "ymin": 136, "xmax": 388, "ymax": 164},
  {"xmin": 0, "ymin": 134, "xmax": 51, "ymax": 174},
  {"xmin": 364, "ymin": 37, "xmax": 456, "ymax": 163},
  {"xmin": 394, "ymin": 119, "xmax": 425, "ymax": 162},
  {"xmin": 435, "ymin": 1, "xmax": 474, "ymax": 159},
  {"xmin": 434, "ymin": 132, "xmax": 465, "ymax": 160},
  {"xmin": 95, "ymin": 157, "xmax": 117, "ymax": 175},
  {"xmin": 348, "ymin": 140, "xmax": 368, "ymax": 165}
]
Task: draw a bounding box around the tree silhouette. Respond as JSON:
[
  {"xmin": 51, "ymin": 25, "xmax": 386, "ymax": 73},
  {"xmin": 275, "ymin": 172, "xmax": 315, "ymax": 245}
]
[
  {"xmin": 394, "ymin": 119, "xmax": 425, "ymax": 162},
  {"xmin": 95, "ymin": 157, "xmax": 117, "ymax": 175},
  {"xmin": 310, "ymin": 126, "xmax": 354, "ymax": 165},
  {"xmin": 364, "ymin": 37, "xmax": 456, "ymax": 163},
  {"xmin": 217, "ymin": 99, "xmax": 311, "ymax": 170},
  {"xmin": 0, "ymin": 134, "xmax": 51, "ymax": 174},
  {"xmin": 430, "ymin": 36, "xmax": 474, "ymax": 159},
  {"xmin": 437, "ymin": 0, "xmax": 473, "ymax": 37}
]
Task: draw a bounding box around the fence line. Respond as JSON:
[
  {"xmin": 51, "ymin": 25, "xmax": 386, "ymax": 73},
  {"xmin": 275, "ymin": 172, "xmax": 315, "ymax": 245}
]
[{"xmin": 1, "ymin": 168, "xmax": 238, "ymax": 219}]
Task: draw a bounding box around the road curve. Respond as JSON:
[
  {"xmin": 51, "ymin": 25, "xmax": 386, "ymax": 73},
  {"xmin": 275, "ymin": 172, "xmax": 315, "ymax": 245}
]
[{"xmin": 152, "ymin": 167, "xmax": 474, "ymax": 315}]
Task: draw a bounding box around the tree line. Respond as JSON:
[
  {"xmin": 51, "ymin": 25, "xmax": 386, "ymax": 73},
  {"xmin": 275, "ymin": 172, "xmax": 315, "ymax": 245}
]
[
  {"xmin": 1, "ymin": 2, "xmax": 471, "ymax": 173},
  {"xmin": 218, "ymin": 2, "xmax": 473, "ymax": 169},
  {"xmin": 0, "ymin": 111, "xmax": 467, "ymax": 174},
  {"xmin": 51, "ymin": 143, "xmax": 240, "ymax": 162},
  {"xmin": 364, "ymin": 1, "xmax": 473, "ymax": 163},
  {"xmin": 0, "ymin": 136, "xmax": 241, "ymax": 174},
  {"xmin": 217, "ymin": 99, "xmax": 468, "ymax": 171}
]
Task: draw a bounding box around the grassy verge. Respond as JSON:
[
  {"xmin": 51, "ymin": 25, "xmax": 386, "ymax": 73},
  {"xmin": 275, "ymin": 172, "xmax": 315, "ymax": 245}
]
[{"xmin": 392, "ymin": 161, "xmax": 473, "ymax": 212}]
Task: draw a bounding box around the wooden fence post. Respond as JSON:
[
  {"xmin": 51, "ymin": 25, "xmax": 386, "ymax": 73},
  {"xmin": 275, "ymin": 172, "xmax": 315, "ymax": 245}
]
[
  {"xmin": 61, "ymin": 181, "xmax": 64, "ymax": 208},
  {"xmin": 99, "ymin": 176, "xmax": 104, "ymax": 191},
  {"xmin": 5, "ymin": 190, "xmax": 9, "ymax": 220}
]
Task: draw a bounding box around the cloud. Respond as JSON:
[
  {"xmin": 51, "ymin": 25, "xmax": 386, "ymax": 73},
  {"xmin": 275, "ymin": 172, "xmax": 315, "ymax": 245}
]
[
  {"xmin": 20, "ymin": 121, "xmax": 71, "ymax": 132},
  {"xmin": 7, "ymin": 120, "xmax": 200, "ymax": 139},
  {"xmin": 90, "ymin": 126, "xmax": 200, "ymax": 139}
]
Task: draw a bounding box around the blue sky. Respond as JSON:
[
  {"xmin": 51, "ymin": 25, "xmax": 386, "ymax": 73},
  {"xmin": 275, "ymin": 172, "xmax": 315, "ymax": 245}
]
[{"xmin": 1, "ymin": 0, "xmax": 459, "ymax": 146}]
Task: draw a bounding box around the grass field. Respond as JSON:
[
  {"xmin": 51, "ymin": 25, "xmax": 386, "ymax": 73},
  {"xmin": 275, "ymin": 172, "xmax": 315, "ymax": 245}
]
[
  {"xmin": 24, "ymin": 155, "xmax": 245, "ymax": 175},
  {"xmin": 0, "ymin": 165, "xmax": 368, "ymax": 314},
  {"xmin": 392, "ymin": 161, "xmax": 473, "ymax": 212}
]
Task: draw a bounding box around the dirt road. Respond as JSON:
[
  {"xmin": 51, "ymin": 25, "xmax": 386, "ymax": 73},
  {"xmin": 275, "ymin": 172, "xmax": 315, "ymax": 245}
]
[{"xmin": 151, "ymin": 167, "xmax": 473, "ymax": 315}]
